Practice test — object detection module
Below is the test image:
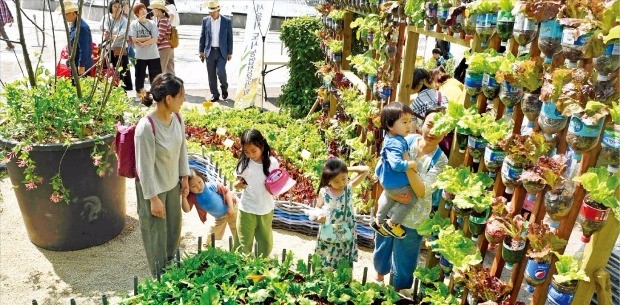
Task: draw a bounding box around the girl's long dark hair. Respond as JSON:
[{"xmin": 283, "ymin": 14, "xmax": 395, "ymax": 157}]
[
  {"xmin": 317, "ymin": 157, "xmax": 348, "ymax": 193},
  {"xmin": 236, "ymin": 129, "xmax": 272, "ymax": 176}
]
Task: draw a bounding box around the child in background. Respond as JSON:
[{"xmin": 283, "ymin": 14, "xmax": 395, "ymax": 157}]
[
  {"xmin": 234, "ymin": 129, "xmax": 279, "ymax": 257},
  {"xmin": 432, "ymin": 48, "xmax": 445, "ymax": 67},
  {"xmin": 374, "ymin": 102, "xmax": 418, "ymax": 239},
  {"xmin": 181, "ymin": 168, "xmax": 239, "ymax": 248},
  {"xmin": 314, "ymin": 157, "xmax": 369, "ymax": 270}
]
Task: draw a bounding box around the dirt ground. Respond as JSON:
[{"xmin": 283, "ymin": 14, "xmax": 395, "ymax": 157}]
[{"xmin": 0, "ymin": 174, "xmax": 387, "ymax": 305}]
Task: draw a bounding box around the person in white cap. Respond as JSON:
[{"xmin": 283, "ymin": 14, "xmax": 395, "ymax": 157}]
[
  {"xmin": 149, "ymin": 1, "xmax": 174, "ymax": 74},
  {"xmin": 62, "ymin": 1, "xmax": 93, "ymax": 76},
  {"xmin": 199, "ymin": 0, "xmax": 233, "ymax": 102}
]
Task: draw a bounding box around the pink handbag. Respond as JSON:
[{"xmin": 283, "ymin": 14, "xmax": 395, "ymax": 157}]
[{"xmin": 264, "ymin": 168, "xmax": 296, "ymax": 196}]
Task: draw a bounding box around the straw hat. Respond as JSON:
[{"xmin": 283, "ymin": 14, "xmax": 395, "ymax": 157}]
[
  {"xmin": 55, "ymin": 1, "xmax": 79, "ymax": 14},
  {"xmin": 204, "ymin": 0, "xmax": 221, "ymax": 13},
  {"xmin": 148, "ymin": 0, "xmax": 169, "ymax": 13}
]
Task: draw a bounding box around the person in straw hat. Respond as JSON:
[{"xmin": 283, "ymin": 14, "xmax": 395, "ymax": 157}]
[
  {"xmin": 128, "ymin": 2, "xmax": 162, "ymax": 97},
  {"xmin": 199, "ymin": 0, "xmax": 233, "ymax": 102},
  {"xmin": 149, "ymin": 1, "xmax": 174, "ymax": 75},
  {"xmin": 60, "ymin": 1, "xmax": 93, "ymax": 76}
]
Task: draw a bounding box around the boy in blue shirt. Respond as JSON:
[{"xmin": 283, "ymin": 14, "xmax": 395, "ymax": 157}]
[
  {"xmin": 182, "ymin": 168, "xmax": 239, "ymax": 248},
  {"xmin": 374, "ymin": 102, "xmax": 418, "ymax": 238}
]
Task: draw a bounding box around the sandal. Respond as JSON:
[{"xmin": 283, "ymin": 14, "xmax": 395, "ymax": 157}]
[
  {"xmin": 382, "ymin": 221, "xmax": 407, "ymax": 239},
  {"xmin": 371, "ymin": 221, "xmax": 389, "ymax": 237}
]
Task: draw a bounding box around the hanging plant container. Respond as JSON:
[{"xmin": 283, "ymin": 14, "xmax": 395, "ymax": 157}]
[
  {"xmin": 484, "ymin": 145, "xmax": 506, "ymax": 175},
  {"xmin": 453, "ymin": 205, "xmax": 473, "ymax": 218},
  {"xmin": 476, "ymin": 13, "xmax": 496, "ymax": 48},
  {"xmin": 561, "ymin": 22, "xmax": 593, "ymax": 68},
  {"xmin": 366, "ymin": 32, "xmax": 374, "ymax": 45},
  {"xmin": 522, "ymin": 92, "xmax": 542, "ymax": 128},
  {"xmin": 467, "ymin": 135, "xmax": 487, "ymax": 163},
  {"xmin": 594, "ymin": 40, "xmax": 620, "ymax": 78},
  {"xmin": 513, "ymin": 13, "xmax": 539, "ymax": 54},
  {"xmin": 464, "ymin": 71, "xmax": 484, "ymax": 98},
  {"xmin": 442, "ymin": 190, "xmax": 455, "ymax": 210},
  {"xmin": 449, "ymin": 9, "xmax": 464, "ymax": 34},
  {"xmin": 485, "ymin": 221, "xmax": 505, "ymax": 244},
  {"xmin": 439, "ymin": 254, "xmax": 453, "ymax": 275},
  {"xmin": 578, "ymin": 195, "xmax": 610, "ymax": 243},
  {"xmin": 464, "ymin": 13, "xmax": 477, "ymax": 39},
  {"xmin": 502, "ymin": 237, "xmax": 526, "ymax": 270},
  {"xmin": 424, "ymin": 2, "xmax": 439, "ymax": 28},
  {"xmin": 469, "ymin": 208, "xmax": 490, "ymax": 241},
  {"xmin": 566, "ymin": 115, "xmax": 604, "ymax": 156},
  {"xmin": 385, "ymin": 43, "xmax": 398, "ymax": 58},
  {"xmin": 497, "ymin": 11, "xmax": 515, "ymax": 47},
  {"xmin": 499, "ymin": 81, "xmax": 524, "ymax": 109},
  {"xmin": 333, "ymin": 52, "xmax": 342, "ymax": 63},
  {"xmin": 524, "ymin": 259, "xmax": 551, "ymax": 292},
  {"xmin": 539, "ymin": 19, "xmax": 564, "ymax": 64},
  {"xmin": 539, "ymin": 101, "xmax": 568, "ymax": 135},
  {"xmin": 523, "ymin": 174, "xmax": 546, "ymax": 194},
  {"xmin": 548, "ymin": 279, "xmax": 578, "ymax": 305},
  {"xmin": 482, "ymin": 73, "xmax": 500, "ymax": 99},
  {"xmin": 456, "ymin": 129, "xmax": 470, "ymax": 153},
  {"xmin": 501, "ymin": 156, "xmax": 524, "ymax": 190},
  {"xmin": 522, "ymin": 193, "xmax": 537, "ymax": 214},
  {"xmin": 599, "ymin": 125, "xmax": 620, "ymax": 172},
  {"xmin": 437, "ymin": 4, "xmax": 452, "ymax": 33},
  {"xmin": 367, "ymin": 74, "xmax": 377, "ymax": 87},
  {"xmin": 545, "ymin": 188, "xmax": 573, "ymax": 228}
]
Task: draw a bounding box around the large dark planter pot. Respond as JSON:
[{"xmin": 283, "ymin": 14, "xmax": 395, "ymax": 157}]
[
  {"xmin": 524, "ymin": 258, "xmax": 551, "ymax": 292},
  {"xmin": 548, "ymin": 279, "xmax": 578, "ymax": 305},
  {"xmin": 502, "ymin": 237, "xmax": 526, "ymax": 270},
  {"xmin": 1, "ymin": 135, "xmax": 126, "ymax": 251}
]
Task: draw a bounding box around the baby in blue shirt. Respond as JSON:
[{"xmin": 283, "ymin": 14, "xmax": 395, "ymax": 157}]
[
  {"xmin": 374, "ymin": 102, "xmax": 418, "ymax": 239},
  {"xmin": 181, "ymin": 168, "xmax": 239, "ymax": 248}
]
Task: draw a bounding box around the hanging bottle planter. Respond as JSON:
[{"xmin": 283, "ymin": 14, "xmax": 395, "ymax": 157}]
[
  {"xmin": 496, "ymin": 10, "xmax": 515, "ymax": 48},
  {"xmin": 469, "ymin": 208, "xmax": 490, "ymax": 241},
  {"xmin": 448, "ymin": 8, "xmax": 464, "ymax": 35},
  {"xmin": 464, "ymin": 71, "xmax": 484, "ymax": 100},
  {"xmin": 560, "ymin": 21, "xmax": 592, "ymax": 68},
  {"xmin": 499, "ymin": 81, "xmax": 524, "ymax": 110},
  {"xmin": 366, "ymin": 32, "xmax": 374, "ymax": 46},
  {"xmin": 577, "ymin": 196, "xmax": 609, "ymax": 243},
  {"xmin": 548, "ymin": 279, "xmax": 578, "ymax": 305},
  {"xmin": 566, "ymin": 115, "xmax": 604, "ymax": 158},
  {"xmin": 385, "ymin": 42, "xmax": 398, "ymax": 58},
  {"xmin": 501, "ymin": 156, "xmax": 524, "ymax": 190},
  {"xmin": 545, "ymin": 188, "xmax": 573, "ymax": 228},
  {"xmin": 521, "ymin": 92, "xmax": 543, "ymax": 128},
  {"xmin": 467, "ymin": 135, "xmax": 487, "ymax": 163},
  {"xmin": 481, "ymin": 73, "xmax": 500, "ymax": 99},
  {"xmin": 367, "ymin": 74, "xmax": 377, "ymax": 87},
  {"xmin": 455, "ymin": 128, "xmax": 470, "ymax": 153},
  {"xmin": 437, "ymin": 4, "xmax": 451, "ymax": 33},
  {"xmin": 594, "ymin": 40, "xmax": 620, "ymax": 79},
  {"xmin": 484, "ymin": 145, "xmax": 506, "ymax": 177},
  {"xmin": 476, "ymin": 13, "xmax": 496, "ymax": 48},
  {"xmin": 424, "ymin": 2, "xmax": 439, "ymax": 28},
  {"xmin": 502, "ymin": 237, "xmax": 526, "ymax": 270},
  {"xmin": 539, "ymin": 19, "xmax": 564, "ymax": 64},
  {"xmin": 333, "ymin": 52, "xmax": 342, "ymax": 63},
  {"xmin": 524, "ymin": 259, "xmax": 552, "ymax": 293},
  {"xmin": 442, "ymin": 190, "xmax": 455, "ymax": 210},
  {"xmin": 464, "ymin": 13, "xmax": 477, "ymax": 40},
  {"xmin": 439, "ymin": 254, "xmax": 453, "ymax": 275},
  {"xmin": 539, "ymin": 101, "xmax": 568, "ymax": 136},
  {"xmin": 513, "ymin": 13, "xmax": 539, "ymax": 55},
  {"xmin": 485, "ymin": 219, "xmax": 506, "ymax": 245},
  {"xmin": 599, "ymin": 124, "xmax": 620, "ymax": 173}
]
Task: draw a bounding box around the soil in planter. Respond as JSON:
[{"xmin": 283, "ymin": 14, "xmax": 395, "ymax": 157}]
[
  {"xmin": 600, "ymin": 127, "xmax": 620, "ymax": 167},
  {"xmin": 502, "ymin": 237, "xmax": 526, "ymax": 268},
  {"xmin": 566, "ymin": 132, "xmax": 600, "ymax": 154},
  {"xmin": 522, "ymin": 93, "xmax": 542, "ymax": 122},
  {"xmin": 545, "ymin": 189, "xmax": 573, "ymax": 225}
]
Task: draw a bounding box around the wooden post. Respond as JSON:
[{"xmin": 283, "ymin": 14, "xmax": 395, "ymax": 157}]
[
  {"xmin": 396, "ymin": 28, "xmax": 419, "ymax": 104},
  {"xmin": 391, "ymin": 22, "xmax": 407, "ymax": 103},
  {"xmin": 342, "ymin": 12, "xmax": 353, "ymax": 71}
]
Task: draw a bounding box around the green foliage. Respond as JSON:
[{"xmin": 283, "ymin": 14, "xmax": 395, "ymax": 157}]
[
  {"xmin": 414, "ymin": 266, "xmax": 441, "ymax": 284},
  {"xmin": 405, "ymin": 0, "xmax": 427, "ymax": 27},
  {"xmin": 552, "ymin": 252, "xmax": 590, "ymax": 284},
  {"xmin": 417, "ymin": 212, "xmax": 452, "ymax": 236},
  {"xmin": 121, "ymin": 247, "xmax": 403, "ymax": 304},
  {"xmin": 464, "ymin": 49, "xmax": 505, "ymax": 75},
  {"xmin": 325, "ymin": 39, "xmax": 344, "ymax": 53},
  {"xmin": 327, "ymin": 9, "xmax": 347, "ymax": 21},
  {"xmin": 422, "ymin": 282, "xmax": 460, "ymax": 305},
  {"xmin": 347, "ymin": 53, "xmax": 380, "ymax": 76},
  {"xmin": 609, "ymin": 102, "xmax": 620, "ymax": 124},
  {"xmin": 279, "ymin": 16, "xmax": 323, "ymax": 118},
  {"xmin": 467, "ymin": 0, "xmax": 501, "ymax": 14},
  {"xmin": 431, "ymin": 101, "xmax": 475, "ymax": 136},
  {"xmin": 481, "ymin": 116, "xmax": 512, "ymax": 146},
  {"xmin": 499, "ymin": 133, "xmax": 551, "ymax": 168},
  {"xmin": 573, "ymin": 166, "xmax": 620, "ymax": 220},
  {"xmin": 338, "ymin": 87, "xmax": 379, "ymax": 128},
  {"xmin": 350, "ymin": 14, "xmax": 384, "ymax": 50},
  {"xmin": 428, "ymin": 226, "xmax": 482, "ymax": 272},
  {"xmin": 526, "ymin": 223, "xmax": 567, "ymax": 262}
]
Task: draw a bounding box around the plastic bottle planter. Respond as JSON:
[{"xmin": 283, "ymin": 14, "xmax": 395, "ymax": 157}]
[
  {"xmin": 561, "ymin": 24, "xmax": 592, "ymax": 68},
  {"xmin": 485, "ymin": 221, "xmax": 505, "ymax": 244},
  {"xmin": 455, "ymin": 129, "xmax": 470, "ymax": 153},
  {"xmin": 501, "ymin": 156, "xmax": 524, "ymax": 190},
  {"xmin": 430, "ymin": 234, "xmax": 440, "ymax": 258},
  {"xmin": 385, "ymin": 43, "xmax": 398, "ymax": 58},
  {"xmin": 482, "ymin": 74, "xmax": 500, "ymax": 99},
  {"xmin": 449, "ymin": 9, "xmax": 464, "ymax": 35},
  {"xmin": 467, "ymin": 135, "xmax": 487, "ymax": 163},
  {"xmin": 367, "ymin": 74, "xmax": 377, "ymax": 87},
  {"xmin": 599, "ymin": 124, "xmax": 620, "ymax": 172},
  {"xmin": 443, "ymin": 190, "xmax": 455, "ymax": 210},
  {"xmin": 578, "ymin": 196, "xmax": 610, "ymax": 243},
  {"xmin": 523, "ymin": 174, "xmax": 546, "ymax": 195},
  {"xmin": 521, "ymin": 92, "xmax": 542, "ymax": 128},
  {"xmin": 594, "ymin": 40, "xmax": 620, "ymax": 79},
  {"xmin": 539, "ymin": 101, "xmax": 568, "ymax": 136},
  {"xmin": 499, "ymin": 81, "xmax": 524, "ymax": 109},
  {"xmin": 453, "ymin": 205, "xmax": 473, "ymax": 219},
  {"xmin": 513, "ymin": 14, "xmax": 539, "ymax": 54},
  {"xmin": 332, "ymin": 52, "xmax": 342, "ymax": 63},
  {"xmin": 476, "ymin": 13, "xmax": 496, "ymax": 48},
  {"xmin": 496, "ymin": 11, "xmax": 515, "ymax": 47},
  {"xmin": 464, "ymin": 71, "xmax": 484, "ymax": 99},
  {"xmin": 484, "ymin": 145, "xmax": 506, "ymax": 176},
  {"xmin": 502, "ymin": 237, "xmax": 526, "ymax": 270},
  {"xmin": 464, "ymin": 14, "xmax": 477, "ymax": 39},
  {"xmin": 539, "ymin": 20, "xmax": 564, "ymax": 64},
  {"xmin": 366, "ymin": 33, "xmax": 374, "ymax": 46},
  {"xmin": 524, "ymin": 259, "xmax": 551, "ymax": 293},
  {"xmin": 436, "ymin": 4, "xmax": 451, "ymax": 33},
  {"xmin": 545, "ymin": 188, "xmax": 573, "ymax": 228},
  {"xmin": 439, "ymin": 255, "xmax": 453, "ymax": 275},
  {"xmin": 522, "ymin": 193, "xmax": 537, "ymax": 215},
  {"xmin": 424, "ymin": 2, "xmax": 439, "ymax": 28},
  {"xmin": 467, "ymin": 293, "xmax": 482, "ymax": 305},
  {"xmin": 469, "ymin": 208, "xmax": 490, "ymax": 241},
  {"xmin": 547, "ymin": 279, "xmax": 578, "ymax": 305},
  {"xmin": 566, "ymin": 115, "xmax": 604, "ymax": 157}
]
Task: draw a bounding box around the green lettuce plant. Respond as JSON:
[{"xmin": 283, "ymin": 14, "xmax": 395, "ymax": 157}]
[
  {"xmin": 325, "ymin": 39, "xmax": 344, "ymax": 53},
  {"xmin": 552, "ymin": 252, "xmax": 590, "ymax": 284},
  {"xmin": 430, "ymin": 101, "xmax": 476, "ymax": 136},
  {"xmin": 347, "ymin": 53, "xmax": 380, "ymax": 76},
  {"xmin": 453, "ymin": 191, "xmax": 494, "ymax": 213},
  {"xmin": 609, "ymin": 102, "xmax": 620, "ymax": 125},
  {"xmin": 499, "ymin": 133, "xmax": 551, "ymax": 168},
  {"xmin": 459, "ymin": 110, "xmax": 496, "ymax": 137},
  {"xmin": 465, "ymin": 49, "xmax": 505, "ymax": 75},
  {"xmin": 573, "ymin": 166, "xmax": 620, "ymax": 221},
  {"xmin": 467, "ymin": 0, "xmax": 501, "ymax": 15},
  {"xmin": 428, "ymin": 226, "xmax": 483, "ymax": 272},
  {"xmin": 327, "ymin": 9, "xmax": 347, "ymax": 21},
  {"xmin": 417, "ymin": 212, "xmax": 452, "ymax": 236},
  {"xmin": 422, "ymin": 282, "xmax": 460, "ymax": 305},
  {"xmin": 414, "ymin": 266, "xmax": 441, "ymax": 284},
  {"xmin": 481, "ymin": 116, "xmax": 512, "ymax": 147}
]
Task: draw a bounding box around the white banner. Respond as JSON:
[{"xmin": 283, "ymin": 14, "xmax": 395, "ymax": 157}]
[{"xmin": 234, "ymin": 0, "xmax": 275, "ymax": 108}]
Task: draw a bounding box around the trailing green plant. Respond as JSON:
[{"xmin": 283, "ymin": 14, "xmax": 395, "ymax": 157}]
[
  {"xmin": 404, "ymin": 0, "xmax": 426, "ymax": 27},
  {"xmin": 526, "ymin": 223, "xmax": 567, "ymax": 262},
  {"xmin": 573, "ymin": 166, "xmax": 620, "ymax": 220},
  {"xmin": 552, "ymin": 252, "xmax": 590, "ymax": 284},
  {"xmin": 350, "ymin": 14, "xmax": 384, "ymax": 50},
  {"xmin": 417, "ymin": 212, "xmax": 452, "ymax": 236},
  {"xmin": 348, "ymin": 53, "xmax": 380, "ymax": 76},
  {"xmin": 279, "ymin": 16, "xmax": 323, "ymax": 118},
  {"xmin": 414, "ymin": 266, "xmax": 441, "ymax": 284},
  {"xmin": 428, "ymin": 226, "xmax": 482, "ymax": 272}
]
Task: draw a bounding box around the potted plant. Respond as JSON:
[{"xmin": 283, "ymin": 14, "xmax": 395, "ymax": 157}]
[
  {"xmin": 465, "ymin": 50, "xmax": 504, "ymax": 100},
  {"xmin": 350, "ymin": 14, "xmax": 383, "ymax": 50},
  {"xmin": 421, "ymin": 282, "xmax": 460, "ymax": 305},
  {"xmin": 512, "ymin": 4, "xmax": 540, "ymax": 54},
  {"xmin": 464, "ymin": 193, "xmax": 494, "ymax": 241},
  {"xmin": 327, "ymin": 9, "xmax": 347, "ymax": 32},
  {"xmin": 519, "ymin": 154, "xmax": 568, "ymax": 195},
  {"xmin": 433, "ymin": 165, "xmax": 472, "ymax": 210},
  {"xmin": 461, "ymin": 111, "xmax": 496, "ymax": 163},
  {"xmin": 517, "ymin": 0, "xmax": 564, "ymax": 63},
  {"xmin": 417, "ymin": 212, "xmax": 452, "ymax": 238},
  {"xmin": 523, "ymin": 223, "xmax": 568, "ymax": 292},
  {"xmin": 452, "ymin": 175, "xmax": 494, "ymax": 219},
  {"xmin": 436, "ymin": 0, "xmax": 453, "ymax": 32},
  {"xmin": 573, "ymin": 166, "xmax": 620, "ymax": 243},
  {"xmin": 513, "ymin": 58, "xmax": 544, "ymax": 128},
  {"xmin": 0, "ymin": 1, "xmax": 132, "ymax": 251},
  {"xmin": 542, "ymin": 159, "xmax": 572, "ymax": 229},
  {"xmin": 600, "ymin": 102, "xmax": 620, "ymax": 172},
  {"xmin": 495, "ymin": 53, "xmax": 524, "ymax": 111},
  {"xmin": 539, "ymin": 69, "xmax": 571, "ymax": 137},
  {"xmin": 481, "ymin": 117, "xmax": 512, "ymax": 176},
  {"xmin": 496, "ymin": 0, "xmax": 517, "ymax": 47},
  {"xmin": 325, "ymin": 39, "xmax": 344, "ymax": 63},
  {"xmin": 565, "ymin": 100, "xmax": 608, "ymax": 158},
  {"xmin": 469, "ymin": 0, "xmax": 500, "ymax": 47},
  {"xmin": 485, "ymin": 197, "xmax": 509, "ymax": 244},
  {"xmin": 558, "ymin": 0, "xmax": 594, "ymax": 68},
  {"xmin": 431, "ymin": 101, "xmax": 474, "ymax": 153},
  {"xmin": 463, "ymin": 267, "xmax": 512, "ymax": 305},
  {"xmin": 499, "ymin": 133, "xmax": 551, "ymax": 193},
  {"xmin": 499, "ymin": 214, "xmax": 528, "ymax": 270},
  {"xmin": 428, "ymin": 226, "xmax": 483, "ymax": 275},
  {"xmin": 414, "ymin": 266, "xmax": 441, "ymax": 296},
  {"xmin": 547, "ymin": 252, "xmax": 590, "ymax": 305}
]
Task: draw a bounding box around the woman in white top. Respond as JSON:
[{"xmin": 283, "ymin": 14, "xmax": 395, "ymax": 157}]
[{"xmin": 165, "ymin": 0, "xmax": 180, "ymax": 27}]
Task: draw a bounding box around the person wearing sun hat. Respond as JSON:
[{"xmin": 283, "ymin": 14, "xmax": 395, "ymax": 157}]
[
  {"xmin": 59, "ymin": 1, "xmax": 93, "ymax": 76},
  {"xmin": 199, "ymin": 0, "xmax": 233, "ymax": 102},
  {"xmin": 149, "ymin": 1, "xmax": 175, "ymax": 74}
]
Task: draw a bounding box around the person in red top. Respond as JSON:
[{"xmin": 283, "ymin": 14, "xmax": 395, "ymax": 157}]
[
  {"xmin": 149, "ymin": 1, "xmax": 174, "ymax": 74},
  {"xmin": 181, "ymin": 168, "xmax": 239, "ymax": 248}
]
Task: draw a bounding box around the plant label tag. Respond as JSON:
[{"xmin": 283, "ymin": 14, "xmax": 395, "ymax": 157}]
[
  {"xmin": 216, "ymin": 127, "xmax": 227, "ymax": 136},
  {"xmin": 301, "ymin": 149, "xmax": 312, "ymax": 160},
  {"xmin": 223, "ymin": 138, "xmax": 234, "ymax": 148}
]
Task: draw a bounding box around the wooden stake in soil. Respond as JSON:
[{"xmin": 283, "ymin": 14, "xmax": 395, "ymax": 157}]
[
  {"xmin": 229, "ymin": 236, "xmax": 234, "ymax": 252},
  {"xmin": 362, "ymin": 267, "xmax": 368, "ymax": 285},
  {"xmin": 133, "ymin": 275, "xmax": 138, "ymax": 295},
  {"xmin": 211, "ymin": 233, "xmax": 216, "ymax": 248},
  {"xmin": 198, "ymin": 236, "xmax": 202, "ymax": 253},
  {"xmin": 102, "ymin": 294, "xmax": 108, "ymax": 305}
]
